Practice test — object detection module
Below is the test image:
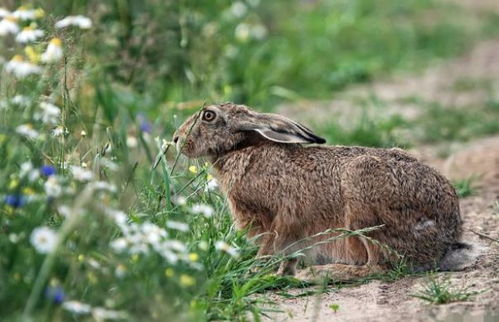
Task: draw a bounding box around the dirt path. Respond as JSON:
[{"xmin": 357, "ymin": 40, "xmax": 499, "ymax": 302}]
[{"xmin": 269, "ymin": 1, "xmax": 499, "ymax": 320}]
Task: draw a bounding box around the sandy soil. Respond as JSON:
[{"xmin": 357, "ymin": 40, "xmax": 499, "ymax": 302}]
[{"xmin": 268, "ymin": 1, "xmax": 499, "ymax": 320}]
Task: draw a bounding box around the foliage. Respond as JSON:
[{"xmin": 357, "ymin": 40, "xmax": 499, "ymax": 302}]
[{"xmin": 411, "ymin": 274, "xmax": 478, "ymax": 304}]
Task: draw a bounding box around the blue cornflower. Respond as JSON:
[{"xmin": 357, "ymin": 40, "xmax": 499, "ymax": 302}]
[
  {"xmin": 40, "ymin": 165, "xmax": 56, "ymax": 177},
  {"xmin": 137, "ymin": 114, "xmax": 152, "ymax": 133},
  {"xmin": 5, "ymin": 194, "xmax": 26, "ymax": 208},
  {"xmin": 45, "ymin": 286, "xmax": 65, "ymax": 304}
]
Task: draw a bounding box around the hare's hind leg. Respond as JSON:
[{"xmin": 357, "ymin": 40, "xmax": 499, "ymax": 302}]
[{"xmin": 295, "ymin": 263, "xmax": 385, "ymax": 282}]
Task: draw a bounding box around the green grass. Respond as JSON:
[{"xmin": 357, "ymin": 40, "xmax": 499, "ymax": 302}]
[
  {"xmin": 412, "ymin": 274, "xmax": 478, "ymax": 304},
  {"xmin": 1, "ymin": 0, "xmax": 499, "ymax": 321},
  {"xmin": 453, "ymin": 177, "xmax": 478, "ymax": 198}
]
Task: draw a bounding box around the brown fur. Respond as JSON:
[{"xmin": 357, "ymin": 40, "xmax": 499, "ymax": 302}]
[{"xmin": 173, "ymin": 103, "xmax": 465, "ymax": 281}]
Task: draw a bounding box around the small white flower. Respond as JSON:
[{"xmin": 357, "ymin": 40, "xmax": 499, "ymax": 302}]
[
  {"xmin": 90, "ymin": 181, "xmax": 117, "ymax": 192},
  {"xmin": 70, "ymin": 166, "xmax": 94, "ymax": 181},
  {"xmin": 52, "ymin": 125, "xmax": 68, "ymax": 137},
  {"xmin": 11, "ymin": 95, "xmax": 30, "ymax": 106},
  {"xmin": 0, "ymin": 8, "xmax": 11, "ymax": 18},
  {"xmin": 5, "ymin": 55, "xmax": 42, "ymax": 78},
  {"xmin": 235, "ymin": 23, "xmax": 250, "ymax": 42},
  {"xmin": 115, "ymin": 264, "xmax": 127, "ymax": 278},
  {"xmin": 172, "ymin": 196, "xmax": 186, "ymax": 206},
  {"xmin": 206, "ymin": 178, "xmax": 219, "ymax": 191},
  {"xmin": 215, "ymin": 240, "xmax": 240, "ymax": 258},
  {"xmin": 191, "ymin": 203, "xmax": 214, "ymax": 218},
  {"xmin": 110, "ymin": 238, "xmax": 128, "ymax": 252},
  {"xmin": 16, "ymin": 123, "xmax": 39, "ymax": 139},
  {"xmin": 15, "ymin": 26, "xmax": 44, "ymax": 43},
  {"xmin": 100, "ymin": 158, "xmax": 119, "ymax": 171},
  {"xmin": 198, "ymin": 240, "xmax": 209, "ymax": 251},
  {"xmin": 166, "ymin": 221, "xmax": 189, "ymax": 232},
  {"xmin": 57, "ymin": 205, "xmax": 72, "ymax": 218},
  {"xmin": 30, "ymin": 226, "xmax": 58, "ymax": 254},
  {"xmin": 44, "ymin": 176, "xmax": 62, "ymax": 197},
  {"xmin": 41, "ymin": 38, "xmax": 63, "ymax": 63},
  {"xmin": 229, "ymin": 2, "xmax": 247, "ymax": 18},
  {"xmin": 55, "ymin": 15, "xmax": 92, "ymax": 29},
  {"xmin": 251, "ymin": 24, "xmax": 267, "ymax": 40},
  {"xmin": 141, "ymin": 222, "xmax": 167, "ymax": 245},
  {"xmin": 9, "ymin": 233, "xmax": 21, "ymax": 243},
  {"xmin": 20, "ymin": 161, "xmax": 39, "ymax": 181},
  {"xmin": 161, "ymin": 249, "xmax": 179, "ymax": 263},
  {"xmin": 162, "ymin": 240, "xmax": 187, "ymax": 253},
  {"xmin": 12, "ymin": 8, "xmax": 37, "ymax": 21},
  {"xmin": 126, "ymin": 135, "xmax": 138, "ymax": 148},
  {"xmin": 91, "ymin": 308, "xmax": 127, "ymax": 320},
  {"xmin": 36, "ymin": 102, "xmax": 61, "ymax": 125},
  {"xmin": 0, "ymin": 17, "xmax": 19, "ymax": 36},
  {"xmin": 62, "ymin": 301, "xmax": 92, "ymax": 314}
]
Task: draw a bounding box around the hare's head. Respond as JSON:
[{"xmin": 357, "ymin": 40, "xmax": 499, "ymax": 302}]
[{"xmin": 173, "ymin": 103, "xmax": 325, "ymax": 158}]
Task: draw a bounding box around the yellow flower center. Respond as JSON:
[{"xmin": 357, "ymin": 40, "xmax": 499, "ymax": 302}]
[
  {"xmin": 5, "ymin": 16, "xmax": 17, "ymax": 22},
  {"xmin": 23, "ymin": 26, "xmax": 33, "ymax": 31},
  {"xmin": 50, "ymin": 37, "xmax": 62, "ymax": 47},
  {"xmin": 25, "ymin": 46, "xmax": 40, "ymax": 63},
  {"xmin": 11, "ymin": 55, "xmax": 24, "ymax": 62}
]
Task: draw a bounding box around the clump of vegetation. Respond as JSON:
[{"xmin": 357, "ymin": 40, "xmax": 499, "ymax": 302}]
[
  {"xmin": 453, "ymin": 176, "xmax": 478, "ymax": 198},
  {"xmin": 412, "ymin": 275, "xmax": 479, "ymax": 304}
]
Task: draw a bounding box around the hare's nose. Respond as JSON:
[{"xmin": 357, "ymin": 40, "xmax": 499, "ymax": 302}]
[{"xmin": 173, "ymin": 136, "xmax": 179, "ymax": 144}]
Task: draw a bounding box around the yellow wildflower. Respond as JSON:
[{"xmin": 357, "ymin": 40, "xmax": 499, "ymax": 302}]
[
  {"xmin": 188, "ymin": 253, "xmax": 199, "ymax": 262},
  {"xmin": 164, "ymin": 268, "xmax": 174, "ymax": 277},
  {"xmin": 188, "ymin": 165, "xmax": 198, "ymax": 174},
  {"xmin": 179, "ymin": 274, "xmax": 195, "ymax": 287}
]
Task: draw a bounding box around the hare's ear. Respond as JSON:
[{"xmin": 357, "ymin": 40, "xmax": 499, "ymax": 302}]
[{"xmin": 236, "ymin": 112, "xmax": 326, "ymax": 144}]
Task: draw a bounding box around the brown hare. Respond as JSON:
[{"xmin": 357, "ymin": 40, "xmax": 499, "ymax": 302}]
[{"xmin": 173, "ymin": 103, "xmax": 477, "ymax": 281}]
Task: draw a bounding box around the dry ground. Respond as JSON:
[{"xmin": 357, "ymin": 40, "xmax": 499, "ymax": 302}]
[{"xmin": 268, "ymin": 1, "xmax": 499, "ymax": 321}]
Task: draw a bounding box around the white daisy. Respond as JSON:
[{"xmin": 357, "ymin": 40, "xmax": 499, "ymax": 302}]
[
  {"xmin": 16, "ymin": 123, "xmax": 39, "ymax": 139},
  {"xmin": 172, "ymin": 195, "xmax": 187, "ymax": 206},
  {"xmin": 41, "ymin": 38, "xmax": 63, "ymax": 63},
  {"xmin": 11, "ymin": 95, "xmax": 30, "ymax": 106},
  {"xmin": 235, "ymin": 23, "xmax": 250, "ymax": 42},
  {"xmin": 206, "ymin": 178, "xmax": 219, "ymax": 191},
  {"xmin": 110, "ymin": 238, "xmax": 128, "ymax": 252},
  {"xmin": 166, "ymin": 221, "xmax": 189, "ymax": 232},
  {"xmin": 229, "ymin": 2, "xmax": 247, "ymax": 18},
  {"xmin": 5, "ymin": 55, "xmax": 42, "ymax": 78},
  {"xmin": 44, "ymin": 176, "xmax": 62, "ymax": 197},
  {"xmin": 215, "ymin": 240, "xmax": 240, "ymax": 258},
  {"xmin": 15, "ymin": 26, "xmax": 44, "ymax": 43},
  {"xmin": 0, "ymin": 8, "xmax": 10, "ymax": 18},
  {"xmin": 36, "ymin": 102, "xmax": 61, "ymax": 125},
  {"xmin": 62, "ymin": 301, "xmax": 92, "ymax": 314},
  {"xmin": 191, "ymin": 203, "xmax": 214, "ymax": 218},
  {"xmin": 12, "ymin": 7, "xmax": 37, "ymax": 21},
  {"xmin": 20, "ymin": 161, "xmax": 40, "ymax": 181},
  {"xmin": 251, "ymin": 24, "xmax": 267, "ymax": 40},
  {"xmin": 30, "ymin": 226, "xmax": 58, "ymax": 254},
  {"xmin": 0, "ymin": 17, "xmax": 19, "ymax": 36},
  {"xmin": 55, "ymin": 15, "xmax": 92, "ymax": 29},
  {"xmin": 70, "ymin": 166, "xmax": 94, "ymax": 181}
]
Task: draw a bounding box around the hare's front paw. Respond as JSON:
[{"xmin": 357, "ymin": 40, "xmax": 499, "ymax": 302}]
[{"xmin": 276, "ymin": 259, "xmax": 297, "ymax": 276}]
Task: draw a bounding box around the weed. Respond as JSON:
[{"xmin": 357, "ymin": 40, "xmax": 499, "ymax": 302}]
[
  {"xmin": 453, "ymin": 176, "xmax": 478, "ymax": 198},
  {"xmin": 412, "ymin": 274, "xmax": 478, "ymax": 304}
]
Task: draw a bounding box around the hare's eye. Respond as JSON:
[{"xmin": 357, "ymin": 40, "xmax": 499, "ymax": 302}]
[{"xmin": 202, "ymin": 110, "xmax": 216, "ymax": 122}]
